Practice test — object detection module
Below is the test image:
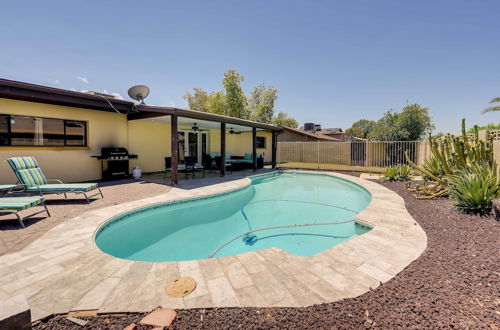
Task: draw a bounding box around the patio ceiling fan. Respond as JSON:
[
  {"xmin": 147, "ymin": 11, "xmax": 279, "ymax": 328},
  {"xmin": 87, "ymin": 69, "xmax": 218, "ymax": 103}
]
[{"xmin": 229, "ymin": 127, "xmax": 244, "ymax": 134}]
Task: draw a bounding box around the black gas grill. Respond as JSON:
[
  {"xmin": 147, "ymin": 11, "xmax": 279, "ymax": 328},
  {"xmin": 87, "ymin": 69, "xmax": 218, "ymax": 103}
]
[{"xmin": 92, "ymin": 147, "xmax": 138, "ymax": 180}]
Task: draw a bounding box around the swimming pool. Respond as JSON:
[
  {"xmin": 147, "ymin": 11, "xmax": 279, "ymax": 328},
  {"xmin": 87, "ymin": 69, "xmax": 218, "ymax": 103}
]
[{"xmin": 95, "ymin": 172, "xmax": 372, "ymax": 262}]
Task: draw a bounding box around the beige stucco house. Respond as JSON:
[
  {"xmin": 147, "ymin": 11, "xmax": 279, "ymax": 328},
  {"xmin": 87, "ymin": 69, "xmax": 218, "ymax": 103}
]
[{"xmin": 0, "ymin": 79, "xmax": 280, "ymax": 185}]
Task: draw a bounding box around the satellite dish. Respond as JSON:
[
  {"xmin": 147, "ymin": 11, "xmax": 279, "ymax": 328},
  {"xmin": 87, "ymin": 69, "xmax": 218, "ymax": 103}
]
[{"xmin": 127, "ymin": 85, "xmax": 150, "ymax": 104}]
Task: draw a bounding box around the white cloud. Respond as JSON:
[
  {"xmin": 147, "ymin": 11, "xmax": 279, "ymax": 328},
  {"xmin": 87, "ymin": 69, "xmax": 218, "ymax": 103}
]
[
  {"xmin": 169, "ymin": 100, "xmax": 176, "ymax": 107},
  {"xmin": 76, "ymin": 76, "xmax": 89, "ymax": 84},
  {"xmin": 69, "ymin": 88, "xmax": 77, "ymax": 91},
  {"xmin": 48, "ymin": 79, "xmax": 60, "ymax": 85}
]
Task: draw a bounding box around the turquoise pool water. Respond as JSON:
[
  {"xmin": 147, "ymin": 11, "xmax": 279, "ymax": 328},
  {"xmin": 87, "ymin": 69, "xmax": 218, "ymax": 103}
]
[{"xmin": 95, "ymin": 172, "xmax": 372, "ymax": 262}]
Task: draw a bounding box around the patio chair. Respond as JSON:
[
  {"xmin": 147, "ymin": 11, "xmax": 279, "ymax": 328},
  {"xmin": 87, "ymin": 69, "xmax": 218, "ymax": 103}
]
[
  {"xmin": 181, "ymin": 156, "xmax": 205, "ymax": 179},
  {"xmin": 6, "ymin": 157, "xmax": 103, "ymax": 203},
  {"xmin": 164, "ymin": 157, "xmax": 172, "ymax": 180},
  {"xmin": 0, "ymin": 195, "xmax": 50, "ymax": 228},
  {"xmin": 164, "ymin": 156, "xmax": 205, "ymax": 180}
]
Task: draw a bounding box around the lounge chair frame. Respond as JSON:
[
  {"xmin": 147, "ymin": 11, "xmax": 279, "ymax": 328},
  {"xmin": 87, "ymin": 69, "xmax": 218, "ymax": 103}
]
[
  {"xmin": 6, "ymin": 156, "xmax": 104, "ymax": 204},
  {"xmin": 0, "ymin": 198, "xmax": 51, "ymax": 228},
  {"xmin": 26, "ymin": 180, "xmax": 105, "ymax": 203}
]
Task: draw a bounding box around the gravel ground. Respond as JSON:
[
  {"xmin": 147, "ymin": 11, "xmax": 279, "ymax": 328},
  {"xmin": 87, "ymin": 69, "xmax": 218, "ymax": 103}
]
[{"xmin": 34, "ymin": 180, "xmax": 499, "ymax": 329}]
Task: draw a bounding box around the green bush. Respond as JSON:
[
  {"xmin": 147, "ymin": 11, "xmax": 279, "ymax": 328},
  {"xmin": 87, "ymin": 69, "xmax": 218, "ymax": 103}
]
[
  {"xmin": 448, "ymin": 162, "xmax": 500, "ymax": 214},
  {"xmin": 383, "ymin": 165, "xmax": 412, "ymax": 182}
]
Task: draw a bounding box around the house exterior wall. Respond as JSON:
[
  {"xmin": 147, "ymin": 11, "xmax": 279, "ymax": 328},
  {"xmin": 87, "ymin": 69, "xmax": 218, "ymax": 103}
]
[
  {"xmin": 128, "ymin": 120, "xmax": 170, "ymax": 173},
  {"xmin": 0, "ymin": 98, "xmax": 128, "ymax": 183},
  {"xmin": 0, "ymin": 98, "xmax": 274, "ymax": 182},
  {"xmin": 493, "ymin": 141, "xmax": 500, "ymax": 174}
]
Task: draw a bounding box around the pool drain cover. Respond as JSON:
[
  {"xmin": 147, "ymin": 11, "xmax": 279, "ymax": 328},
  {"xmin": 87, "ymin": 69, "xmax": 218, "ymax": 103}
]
[{"xmin": 166, "ymin": 277, "xmax": 197, "ymax": 298}]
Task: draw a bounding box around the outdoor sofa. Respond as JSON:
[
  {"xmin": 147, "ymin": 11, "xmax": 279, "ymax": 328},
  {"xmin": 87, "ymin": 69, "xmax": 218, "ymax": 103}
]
[{"xmin": 207, "ymin": 152, "xmax": 263, "ymax": 170}]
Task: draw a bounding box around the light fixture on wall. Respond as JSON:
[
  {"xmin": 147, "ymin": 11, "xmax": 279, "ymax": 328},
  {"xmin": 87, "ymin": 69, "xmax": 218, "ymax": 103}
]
[
  {"xmin": 192, "ymin": 123, "xmax": 199, "ymax": 131},
  {"xmin": 229, "ymin": 127, "xmax": 235, "ymax": 134}
]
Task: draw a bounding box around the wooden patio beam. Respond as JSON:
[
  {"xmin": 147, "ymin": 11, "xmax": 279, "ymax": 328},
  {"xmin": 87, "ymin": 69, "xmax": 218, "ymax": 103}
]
[
  {"xmin": 252, "ymin": 127, "xmax": 257, "ymax": 171},
  {"xmin": 170, "ymin": 114, "xmax": 179, "ymax": 185},
  {"xmin": 220, "ymin": 123, "xmax": 226, "ymax": 177},
  {"xmin": 272, "ymin": 131, "xmax": 277, "ymax": 168}
]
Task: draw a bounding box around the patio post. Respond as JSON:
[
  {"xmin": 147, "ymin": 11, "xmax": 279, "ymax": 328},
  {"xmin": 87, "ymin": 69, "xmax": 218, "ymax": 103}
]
[
  {"xmin": 171, "ymin": 114, "xmax": 178, "ymax": 185},
  {"xmin": 252, "ymin": 127, "xmax": 257, "ymax": 171},
  {"xmin": 272, "ymin": 131, "xmax": 277, "ymax": 168},
  {"xmin": 220, "ymin": 122, "xmax": 226, "ymax": 177}
]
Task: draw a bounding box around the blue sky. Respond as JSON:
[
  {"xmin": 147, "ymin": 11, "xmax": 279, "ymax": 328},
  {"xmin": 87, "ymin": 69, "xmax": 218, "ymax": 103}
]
[{"xmin": 1, "ymin": 0, "xmax": 499, "ymax": 133}]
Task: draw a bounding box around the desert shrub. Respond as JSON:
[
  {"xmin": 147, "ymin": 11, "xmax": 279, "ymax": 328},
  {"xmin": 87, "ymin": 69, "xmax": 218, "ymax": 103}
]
[
  {"xmin": 448, "ymin": 162, "xmax": 500, "ymax": 214},
  {"xmin": 383, "ymin": 165, "xmax": 411, "ymax": 182}
]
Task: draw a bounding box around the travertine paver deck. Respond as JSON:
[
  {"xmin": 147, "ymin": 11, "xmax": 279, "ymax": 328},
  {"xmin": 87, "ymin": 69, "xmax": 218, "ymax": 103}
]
[
  {"xmin": 0, "ymin": 180, "xmax": 172, "ymax": 255},
  {"xmin": 0, "ymin": 171, "xmax": 427, "ymax": 322}
]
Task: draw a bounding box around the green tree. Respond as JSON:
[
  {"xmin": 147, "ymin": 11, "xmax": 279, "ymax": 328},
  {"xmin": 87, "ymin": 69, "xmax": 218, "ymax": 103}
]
[
  {"xmin": 368, "ymin": 104, "xmax": 434, "ymax": 141},
  {"xmin": 467, "ymin": 122, "xmax": 500, "ymax": 133},
  {"xmin": 273, "ymin": 112, "xmax": 299, "ymax": 128},
  {"xmin": 183, "ymin": 88, "xmax": 209, "ymax": 112},
  {"xmin": 183, "ymin": 69, "xmax": 299, "ymax": 126},
  {"xmin": 397, "ymin": 104, "xmax": 434, "ymax": 140},
  {"xmin": 223, "ymin": 69, "xmax": 247, "ymax": 119},
  {"xmin": 247, "ymin": 83, "xmax": 278, "ymax": 123},
  {"xmin": 345, "ymin": 119, "xmax": 376, "ymax": 138},
  {"xmin": 482, "ymin": 97, "xmax": 500, "ymax": 113},
  {"xmin": 206, "ymin": 90, "xmax": 227, "ymax": 115},
  {"xmin": 368, "ymin": 110, "xmax": 402, "ymax": 141}
]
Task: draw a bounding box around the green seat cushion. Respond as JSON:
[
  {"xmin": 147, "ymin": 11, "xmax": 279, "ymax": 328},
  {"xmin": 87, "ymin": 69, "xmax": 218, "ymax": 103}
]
[
  {"xmin": 0, "ymin": 196, "xmax": 44, "ymax": 211},
  {"xmin": 26, "ymin": 183, "xmax": 98, "ymax": 192},
  {"xmin": 7, "ymin": 157, "xmax": 48, "ymax": 188}
]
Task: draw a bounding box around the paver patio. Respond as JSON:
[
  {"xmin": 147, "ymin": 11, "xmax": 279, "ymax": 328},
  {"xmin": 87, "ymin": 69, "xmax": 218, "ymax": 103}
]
[
  {"xmin": 0, "ymin": 170, "xmax": 426, "ymax": 322},
  {"xmin": 0, "ymin": 180, "xmax": 172, "ymax": 255}
]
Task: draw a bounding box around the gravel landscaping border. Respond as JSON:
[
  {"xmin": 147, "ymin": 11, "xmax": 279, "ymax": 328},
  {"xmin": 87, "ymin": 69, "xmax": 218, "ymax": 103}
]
[{"xmin": 34, "ymin": 180, "xmax": 499, "ymax": 329}]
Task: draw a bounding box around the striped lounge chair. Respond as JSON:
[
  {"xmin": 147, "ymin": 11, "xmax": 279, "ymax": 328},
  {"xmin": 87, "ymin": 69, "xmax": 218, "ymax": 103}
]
[
  {"xmin": 0, "ymin": 196, "xmax": 50, "ymax": 228},
  {"xmin": 7, "ymin": 157, "xmax": 104, "ymax": 203}
]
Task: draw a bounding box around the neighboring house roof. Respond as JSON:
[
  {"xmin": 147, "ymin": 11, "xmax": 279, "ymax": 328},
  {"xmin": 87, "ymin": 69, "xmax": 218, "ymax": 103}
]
[
  {"xmin": 0, "ymin": 78, "xmax": 280, "ymax": 131},
  {"xmin": 320, "ymin": 128, "xmax": 343, "ymax": 134},
  {"xmin": 280, "ymin": 126, "xmax": 341, "ymax": 141}
]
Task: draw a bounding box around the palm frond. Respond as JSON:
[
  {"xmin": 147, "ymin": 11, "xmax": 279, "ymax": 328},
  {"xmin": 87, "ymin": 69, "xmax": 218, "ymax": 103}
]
[
  {"xmin": 489, "ymin": 97, "xmax": 500, "ymax": 104},
  {"xmin": 481, "ymin": 105, "xmax": 500, "ymax": 114}
]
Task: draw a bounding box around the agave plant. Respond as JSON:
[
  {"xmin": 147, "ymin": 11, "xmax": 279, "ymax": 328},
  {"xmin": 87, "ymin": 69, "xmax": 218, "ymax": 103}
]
[
  {"xmin": 383, "ymin": 165, "xmax": 411, "ymax": 182},
  {"xmin": 383, "ymin": 167, "xmax": 400, "ymax": 181},
  {"xmin": 397, "ymin": 165, "xmax": 412, "ymax": 181},
  {"xmin": 448, "ymin": 162, "xmax": 500, "ymax": 214},
  {"xmin": 422, "ymin": 156, "xmax": 444, "ymax": 181}
]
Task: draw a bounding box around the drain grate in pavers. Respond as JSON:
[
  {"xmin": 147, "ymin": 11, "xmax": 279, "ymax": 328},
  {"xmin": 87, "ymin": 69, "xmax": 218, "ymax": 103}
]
[{"xmin": 166, "ymin": 277, "xmax": 196, "ymax": 297}]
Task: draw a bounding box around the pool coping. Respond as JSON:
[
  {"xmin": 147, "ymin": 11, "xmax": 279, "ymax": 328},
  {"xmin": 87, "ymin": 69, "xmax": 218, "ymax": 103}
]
[{"xmin": 0, "ymin": 171, "xmax": 427, "ymax": 321}]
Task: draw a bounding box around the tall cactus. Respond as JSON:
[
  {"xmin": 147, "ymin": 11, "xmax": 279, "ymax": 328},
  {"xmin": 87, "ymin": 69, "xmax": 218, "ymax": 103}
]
[{"xmin": 405, "ymin": 119, "xmax": 495, "ymax": 199}]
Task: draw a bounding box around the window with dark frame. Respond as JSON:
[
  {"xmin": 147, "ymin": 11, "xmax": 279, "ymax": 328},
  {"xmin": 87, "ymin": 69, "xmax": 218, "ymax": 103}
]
[
  {"xmin": 0, "ymin": 114, "xmax": 87, "ymax": 147},
  {"xmin": 256, "ymin": 136, "xmax": 266, "ymax": 148}
]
